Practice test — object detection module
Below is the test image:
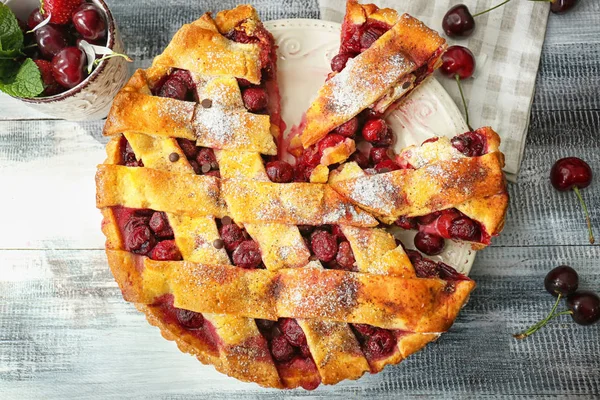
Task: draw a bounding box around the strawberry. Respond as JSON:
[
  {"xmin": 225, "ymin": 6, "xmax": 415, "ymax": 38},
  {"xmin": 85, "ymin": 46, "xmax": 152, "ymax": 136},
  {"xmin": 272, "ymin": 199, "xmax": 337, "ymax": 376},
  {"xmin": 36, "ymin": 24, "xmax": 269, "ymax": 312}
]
[
  {"xmin": 34, "ymin": 60, "xmax": 63, "ymax": 96},
  {"xmin": 41, "ymin": 0, "xmax": 83, "ymax": 25}
]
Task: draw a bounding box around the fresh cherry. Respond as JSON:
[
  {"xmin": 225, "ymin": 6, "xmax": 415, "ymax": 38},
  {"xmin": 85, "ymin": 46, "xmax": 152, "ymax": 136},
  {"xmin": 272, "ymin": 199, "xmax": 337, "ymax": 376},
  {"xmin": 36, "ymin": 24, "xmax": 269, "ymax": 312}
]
[
  {"xmin": 52, "ymin": 47, "xmax": 87, "ymax": 89},
  {"xmin": 442, "ymin": 5, "xmax": 475, "ymax": 38},
  {"xmin": 36, "ymin": 25, "xmax": 69, "ymax": 60},
  {"xmin": 27, "ymin": 8, "xmax": 45, "ymax": 30},
  {"xmin": 72, "ymin": 3, "xmax": 107, "ymax": 41},
  {"xmin": 442, "ymin": 1, "xmax": 514, "ymax": 38},
  {"xmin": 550, "ymin": 157, "xmax": 594, "ymax": 244},
  {"xmin": 441, "ymin": 45, "xmax": 476, "ymax": 130},
  {"xmin": 551, "ymin": 0, "xmax": 578, "ymax": 14},
  {"xmin": 544, "ymin": 265, "xmax": 579, "ymax": 297},
  {"xmin": 266, "ymin": 161, "xmax": 294, "ymax": 183},
  {"xmin": 414, "ymin": 232, "xmax": 445, "ymax": 256},
  {"xmin": 441, "ymin": 46, "xmax": 476, "ymax": 80},
  {"xmin": 567, "ymin": 291, "xmax": 600, "ymax": 325}
]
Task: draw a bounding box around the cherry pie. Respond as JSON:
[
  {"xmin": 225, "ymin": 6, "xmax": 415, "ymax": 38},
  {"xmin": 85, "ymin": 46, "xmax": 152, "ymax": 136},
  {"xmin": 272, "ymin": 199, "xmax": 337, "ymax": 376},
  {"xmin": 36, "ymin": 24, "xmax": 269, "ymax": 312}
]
[{"xmin": 96, "ymin": 1, "xmax": 506, "ymax": 390}]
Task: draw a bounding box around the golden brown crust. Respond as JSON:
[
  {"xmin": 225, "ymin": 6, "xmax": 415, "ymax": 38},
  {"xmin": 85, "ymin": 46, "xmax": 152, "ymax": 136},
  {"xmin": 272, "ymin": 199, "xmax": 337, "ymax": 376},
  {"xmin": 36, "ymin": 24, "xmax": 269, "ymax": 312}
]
[
  {"xmin": 331, "ymin": 152, "xmax": 507, "ymax": 220},
  {"xmin": 222, "ymin": 180, "xmax": 378, "ymax": 227},
  {"xmin": 106, "ymin": 250, "xmax": 476, "ymax": 332},
  {"xmin": 152, "ymin": 14, "xmax": 263, "ymax": 84},
  {"xmin": 300, "ymin": 12, "xmax": 446, "ymax": 148},
  {"xmin": 96, "ymin": 164, "xmax": 226, "ymax": 218}
]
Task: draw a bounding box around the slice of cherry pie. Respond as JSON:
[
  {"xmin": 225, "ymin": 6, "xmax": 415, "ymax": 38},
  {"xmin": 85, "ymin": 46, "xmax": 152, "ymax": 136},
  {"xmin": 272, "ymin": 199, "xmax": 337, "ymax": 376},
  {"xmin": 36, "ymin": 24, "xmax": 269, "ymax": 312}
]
[{"xmin": 96, "ymin": 1, "xmax": 506, "ymax": 390}]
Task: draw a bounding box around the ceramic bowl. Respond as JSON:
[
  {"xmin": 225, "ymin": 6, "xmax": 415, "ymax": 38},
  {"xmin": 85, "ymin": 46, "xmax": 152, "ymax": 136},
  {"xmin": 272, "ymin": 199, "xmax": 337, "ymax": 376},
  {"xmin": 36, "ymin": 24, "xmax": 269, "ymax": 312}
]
[{"xmin": 7, "ymin": 0, "xmax": 129, "ymax": 121}]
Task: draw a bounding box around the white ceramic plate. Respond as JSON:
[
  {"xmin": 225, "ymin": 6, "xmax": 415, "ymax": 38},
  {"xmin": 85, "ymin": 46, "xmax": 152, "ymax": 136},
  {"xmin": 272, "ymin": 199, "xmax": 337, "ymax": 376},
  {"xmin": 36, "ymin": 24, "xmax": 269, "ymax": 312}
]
[{"xmin": 265, "ymin": 19, "xmax": 476, "ymax": 275}]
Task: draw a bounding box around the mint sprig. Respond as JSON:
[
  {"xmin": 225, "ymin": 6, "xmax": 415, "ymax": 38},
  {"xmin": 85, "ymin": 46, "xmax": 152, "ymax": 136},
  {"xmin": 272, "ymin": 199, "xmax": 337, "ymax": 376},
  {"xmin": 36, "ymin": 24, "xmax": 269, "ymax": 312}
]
[
  {"xmin": 0, "ymin": 58, "xmax": 44, "ymax": 98},
  {"xmin": 0, "ymin": 3, "xmax": 44, "ymax": 98}
]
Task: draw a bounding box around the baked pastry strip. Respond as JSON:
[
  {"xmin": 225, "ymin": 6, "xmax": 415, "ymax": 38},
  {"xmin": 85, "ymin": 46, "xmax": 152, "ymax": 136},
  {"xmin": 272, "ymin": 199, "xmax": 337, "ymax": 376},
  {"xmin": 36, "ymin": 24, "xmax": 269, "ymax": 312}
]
[
  {"xmin": 152, "ymin": 13, "xmax": 263, "ymax": 84},
  {"xmin": 330, "ymin": 152, "xmax": 506, "ymax": 219},
  {"xmin": 105, "ymin": 250, "xmax": 475, "ymax": 332},
  {"xmin": 222, "ymin": 180, "xmax": 378, "ymax": 227}
]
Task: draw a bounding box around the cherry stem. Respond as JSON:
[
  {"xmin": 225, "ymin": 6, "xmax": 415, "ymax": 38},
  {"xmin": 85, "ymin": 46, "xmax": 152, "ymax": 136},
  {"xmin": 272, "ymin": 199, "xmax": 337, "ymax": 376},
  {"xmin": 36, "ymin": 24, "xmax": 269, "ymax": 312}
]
[
  {"xmin": 513, "ymin": 294, "xmax": 572, "ymax": 340},
  {"xmin": 455, "ymin": 75, "xmax": 473, "ymax": 131},
  {"xmin": 94, "ymin": 53, "xmax": 133, "ymax": 66},
  {"xmin": 573, "ymin": 186, "xmax": 595, "ymax": 244},
  {"xmin": 472, "ymin": 0, "xmax": 513, "ymax": 17}
]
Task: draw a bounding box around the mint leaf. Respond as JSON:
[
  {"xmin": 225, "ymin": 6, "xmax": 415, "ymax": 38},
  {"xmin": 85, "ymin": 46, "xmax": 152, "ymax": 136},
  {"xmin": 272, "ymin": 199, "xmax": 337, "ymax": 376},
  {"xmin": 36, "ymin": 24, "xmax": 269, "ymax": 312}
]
[
  {"xmin": 0, "ymin": 4, "xmax": 24, "ymax": 55},
  {"xmin": 0, "ymin": 58, "xmax": 44, "ymax": 98}
]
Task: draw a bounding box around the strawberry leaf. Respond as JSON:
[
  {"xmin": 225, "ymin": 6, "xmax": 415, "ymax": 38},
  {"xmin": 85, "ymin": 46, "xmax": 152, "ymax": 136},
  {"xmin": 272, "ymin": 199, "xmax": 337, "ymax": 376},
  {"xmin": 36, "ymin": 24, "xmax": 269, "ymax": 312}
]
[{"xmin": 0, "ymin": 58, "xmax": 44, "ymax": 98}]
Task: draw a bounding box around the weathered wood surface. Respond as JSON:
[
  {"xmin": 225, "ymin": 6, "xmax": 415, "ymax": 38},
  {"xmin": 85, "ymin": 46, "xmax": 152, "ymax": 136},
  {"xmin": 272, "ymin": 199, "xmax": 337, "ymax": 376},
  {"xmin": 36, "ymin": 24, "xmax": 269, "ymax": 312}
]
[{"xmin": 1, "ymin": 0, "xmax": 600, "ymax": 398}]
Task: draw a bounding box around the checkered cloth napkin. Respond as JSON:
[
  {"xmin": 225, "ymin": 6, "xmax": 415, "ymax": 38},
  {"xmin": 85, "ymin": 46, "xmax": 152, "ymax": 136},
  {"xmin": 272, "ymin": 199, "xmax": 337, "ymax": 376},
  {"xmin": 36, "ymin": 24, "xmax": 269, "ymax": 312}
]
[{"xmin": 319, "ymin": 0, "xmax": 550, "ymax": 180}]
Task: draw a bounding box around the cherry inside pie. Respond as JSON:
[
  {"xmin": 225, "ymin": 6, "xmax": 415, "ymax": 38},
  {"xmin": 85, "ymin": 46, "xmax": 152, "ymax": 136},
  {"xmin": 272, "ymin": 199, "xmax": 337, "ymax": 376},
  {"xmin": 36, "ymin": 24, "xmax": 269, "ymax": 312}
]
[{"xmin": 96, "ymin": 1, "xmax": 507, "ymax": 390}]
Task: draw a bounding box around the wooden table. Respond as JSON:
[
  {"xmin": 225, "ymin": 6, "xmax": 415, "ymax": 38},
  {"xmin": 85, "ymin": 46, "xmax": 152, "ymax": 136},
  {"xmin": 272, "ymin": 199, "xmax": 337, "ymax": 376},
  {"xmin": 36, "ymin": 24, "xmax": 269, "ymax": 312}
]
[{"xmin": 1, "ymin": 1, "xmax": 599, "ymax": 398}]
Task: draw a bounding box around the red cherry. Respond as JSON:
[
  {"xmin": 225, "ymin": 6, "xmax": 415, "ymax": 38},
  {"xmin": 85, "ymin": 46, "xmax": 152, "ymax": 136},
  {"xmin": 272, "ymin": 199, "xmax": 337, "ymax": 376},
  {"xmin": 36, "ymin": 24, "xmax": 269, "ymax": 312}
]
[
  {"xmin": 266, "ymin": 161, "xmax": 294, "ymax": 183},
  {"xmin": 550, "ymin": 157, "xmax": 592, "ymax": 192},
  {"xmin": 370, "ymin": 146, "xmax": 391, "ymax": 164},
  {"xmin": 310, "ymin": 230, "xmax": 338, "ymax": 262},
  {"xmin": 361, "ymin": 119, "xmax": 387, "ymax": 144},
  {"xmin": 175, "ymin": 308, "xmax": 204, "ymax": 329},
  {"xmin": 242, "ymin": 87, "xmax": 268, "ymax": 112},
  {"xmin": 149, "ymin": 211, "xmax": 174, "ymax": 238},
  {"xmin": 36, "ymin": 25, "xmax": 69, "ymax": 60},
  {"xmin": 317, "ymin": 134, "xmax": 346, "ymax": 156},
  {"xmin": 330, "ymin": 53, "xmax": 353, "ymax": 73},
  {"xmin": 550, "ymin": 157, "xmax": 594, "ymax": 244},
  {"xmin": 176, "ymin": 138, "xmax": 199, "ymax": 159},
  {"xmin": 544, "ymin": 265, "xmax": 579, "ymax": 297},
  {"xmin": 335, "ymin": 241, "xmax": 356, "ymax": 270},
  {"xmin": 374, "ymin": 159, "xmax": 400, "ymax": 173},
  {"xmin": 414, "ymin": 232, "xmax": 445, "ymax": 256},
  {"xmin": 270, "ymin": 334, "xmax": 295, "ymax": 362},
  {"xmin": 51, "ymin": 47, "xmax": 87, "ymax": 89},
  {"xmin": 448, "ymin": 216, "xmax": 481, "ymax": 242},
  {"xmin": 232, "ymin": 240, "xmax": 262, "ymax": 269},
  {"xmin": 279, "ymin": 318, "xmax": 307, "ymax": 347},
  {"xmin": 442, "ymin": 4, "xmax": 475, "ymax": 38},
  {"xmin": 440, "ymin": 46, "xmax": 476, "ymax": 80},
  {"xmin": 151, "ymin": 240, "xmax": 182, "ymax": 261},
  {"xmin": 360, "ymin": 26, "xmax": 386, "ymax": 50},
  {"xmin": 331, "ymin": 117, "xmax": 359, "ymax": 138},
  {"xmin": 395, "ymin": 216, "xmax": 417, "ymax": 230},
  {"xmin": 551, "ymin": 0, "xmax": 578, "ymax": 14},
  {"xmin": 219, "ymin": 223, "xmax": 245, "ymax": 252},
  {"xmin": 348, "ymin": 151, "xmax": 369, "ymax": 169},
  {"xmin": 567, "ymin": 291, "xmax": 600, "ymax": 326},
  {"xmin": 28, "ymin": 8, "xmax": 45, "ymax": 30},
  {"xmin": 72, "ymin": 3, "xmax": 107, "ymax": 41}
]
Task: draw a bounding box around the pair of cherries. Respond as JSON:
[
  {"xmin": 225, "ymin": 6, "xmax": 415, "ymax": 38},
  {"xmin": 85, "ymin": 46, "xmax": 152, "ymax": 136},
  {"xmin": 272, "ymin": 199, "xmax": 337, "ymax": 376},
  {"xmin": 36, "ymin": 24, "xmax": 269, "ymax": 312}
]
[{"xmin": 439, "ymin": 0, "xmax": 579, "ymax": 128}]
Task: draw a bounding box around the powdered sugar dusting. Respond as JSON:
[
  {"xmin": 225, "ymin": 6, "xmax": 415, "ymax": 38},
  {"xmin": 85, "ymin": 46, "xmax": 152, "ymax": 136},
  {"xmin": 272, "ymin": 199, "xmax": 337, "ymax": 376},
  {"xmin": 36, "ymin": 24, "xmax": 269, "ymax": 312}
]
[
  {"xmin": 348, "ymin": 174, "xmax": 397, "ymax": 215},
  {"xmin": 194, "ymin": 106, "xmax": 245, "ymax": 147},
  {"xmin": 327, "ymin": 52, "xmax": 414, "ymax": 118}
]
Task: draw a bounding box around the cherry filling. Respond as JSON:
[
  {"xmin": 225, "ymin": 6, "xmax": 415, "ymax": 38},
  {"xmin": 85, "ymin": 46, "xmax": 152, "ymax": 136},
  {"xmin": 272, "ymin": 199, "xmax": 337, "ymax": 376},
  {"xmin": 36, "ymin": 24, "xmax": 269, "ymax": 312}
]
[
  {"xmin": 215, "ymin": 217, "xmax": 264, "ymax": 269},
  {"xmin": 332, "ymin": 19, "xmax": 392, "ymax": 72},
  {"xmin": 151, "ymin": 294, "xmax": 220, "ymax": 353},
  {"xmin": 152, "ymin": 69, "xmax": 197, "ymax": 102},
  {"xmin": 296, "ymin": 224, "xmax": 357, "ymax": 271},
  {"xmin": 119, "ymin": 137, "xmax": 143, "ymax": 167},
  {"xmin": 405, "ymin": 249, "xmax": 469, "ymax": 282},
  {"xmin": 176, "ymin": 138, "xmax": 220, "ymax": 177},
  {"xmin": 112, "ymin": 207, "xmax": 183, "ymax": 261},
  {"xmin": 395, "ymin": 208, "xmax": 490, "ymax": 244},
  {"xmin": 450, "ymin": 130, "xmax": 487, "ymax": 157},
  {"xmin": 351, "ymin": 323, "xmax": 398, "ymax": 361}
]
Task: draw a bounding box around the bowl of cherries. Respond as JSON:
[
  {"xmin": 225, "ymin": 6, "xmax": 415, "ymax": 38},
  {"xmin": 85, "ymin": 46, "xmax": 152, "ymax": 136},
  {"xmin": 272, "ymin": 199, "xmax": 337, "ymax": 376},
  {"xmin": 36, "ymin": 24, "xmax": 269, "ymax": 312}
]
[{"xmin": 1, "ymin": 0, "xmax": 130, "ymax": 121}]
